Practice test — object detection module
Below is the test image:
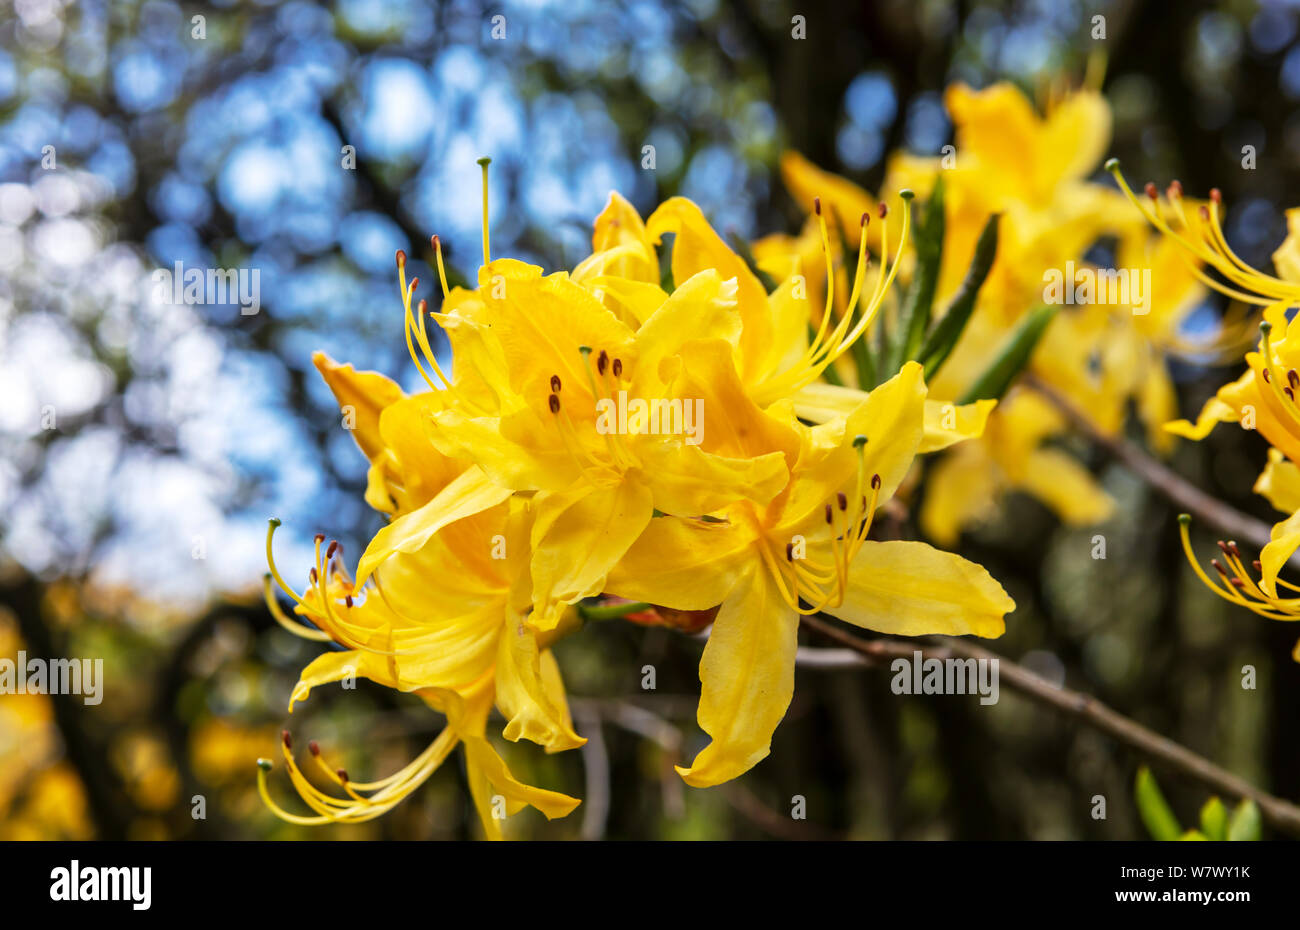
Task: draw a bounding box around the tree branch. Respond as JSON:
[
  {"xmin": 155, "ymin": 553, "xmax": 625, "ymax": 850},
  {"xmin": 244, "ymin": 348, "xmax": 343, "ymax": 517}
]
[
  {"xmin": 799, "ymin": 615, "xmax": 1300, "ymax": 838},
  {"xmin": 1026, "ymin": 375, "xmax": 1277, "ymax": 552}
]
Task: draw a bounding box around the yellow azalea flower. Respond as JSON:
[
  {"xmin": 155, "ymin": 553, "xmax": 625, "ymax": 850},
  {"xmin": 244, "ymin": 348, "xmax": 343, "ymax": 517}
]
[
  {"xmin": 919, "ymin": 387, "xmax": 1114, "ymax": 546},
  {"xmin": 603, "ymin": 361, "xmax": 1015, "ymax": 786},
  {"xmin": 260, "ymin": 497, "xmax": 585, "ymax": 838},
  {"xmin": 265, "ymin": 340, "xmax": 586, "ymax": 835},
  {"xmin": 410, "ymin": 258, "xmax": 791, "ymax": 631},
  {"xmin": 581, "ymin": 184, "xmax": 913, "ymax": 405}
]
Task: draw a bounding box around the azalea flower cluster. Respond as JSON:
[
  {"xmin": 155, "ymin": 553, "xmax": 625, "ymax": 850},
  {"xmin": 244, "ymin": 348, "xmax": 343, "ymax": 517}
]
[
  {"xmin": 1109, "ymin": 164, "xmax": 1300, "ymax": 662},
  {"xmin": 258, "ymin": 154, "xmax": 1019, "ymax": 837},
  {"xmin": 255, "ymin": 70, "xmax": 1281, "ymax": 837}
]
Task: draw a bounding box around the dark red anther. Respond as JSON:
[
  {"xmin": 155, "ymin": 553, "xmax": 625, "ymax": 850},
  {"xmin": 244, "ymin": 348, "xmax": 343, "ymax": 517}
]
[
  {"xmin": 550, "ymin": 375, "xmax": 561, "ymax": 392},
  {"xmin": 813, "ymin": 196, "xmax": 822, "ymax": 216},
  {"xmin": 871, "ymin": 474, "xmax": 882, "ymax": 490},
  {"xmin": 337, "ymin": 769, "xmax": 349, "ymax": 783},
  {"xmin": 824, "ymin": 503, "xmax": 833, "ymax": 524},
  {"xmin": 1227, "ymin": 541, "xmax": 1242, "ymax": 558},
  {"xmin": 326, "ymin": 540, "xmax": 339, "ymax": 559},
  {"xmin": 1230, "ymin": 577, "xmax": 1246, "ymax": 589},
  {"xmin": 1285, "ymin": 387, "xmax": 1294, "ymax": 402},
  {"xmin": 1253, "ymin": 560, "xmax": 1263, "ymax": 573},
  {"xmin": 308, "ymin": 740, "xmax": 320, "ymax": 757},
  {"xmin": 836, "ymin": 492, "xmax": 848, "ymax": 511},
  {"xmin": 1287, "ymin": 369, "xmax": 1298, "ymax": 389},
  {"xmin": 612, "ymin": 358, "xmax": 623, "ymax": 377},
  {"xmin": 282, "ymin": 730, "xmax": 292, "ymax": 750},
  {"xmin": 314, "ymin": 533, "xmax": 325, "ymax": 544},
  {"xmin": 396, "ymin": 249, "xmax": 406, "ymax": 267},
  {"xmin": 431, "ymin": 234, "xmax": 440, "ymax": 251},
  {"xmin": 1211, "ymin": 559, "xmax": 1228, "ymax": 576},
  {"xmin": 1263, "ymin": 368, "xmax": 1271, "ymax": 383},
  {"xmin": 309, "ymin": 567, "xmax": 318, "ymax": 584},
  {"xmin": 597, "ymin": 350, "xmax": 608, "ymax": 375},
  {"xmin": 1210, "ymin": 188, "xmax": 1222, "ymax": 204},
  {"xmin": 1144, "ymin": 182, "xmax": 1158, "ymax": 200},
  {"xmin": 1216, "ymin": 540, "xmax": 1231, "ymax": 556},
  {"xmin": 785, "ymin": 542, "xmax": 794, "ymax": 561},
  {"xmin": 1168, "ymin": 180, "xmax": 1183, "ymax": 197},
  {"xmin": 877, "ymin": 203, "xmax": 888, "ymax": 219},
  {"xmin": 860, "ymin": 212, "xmax": 869, "ymax": 227},
  {"xmin": 1199, "ymin": 205, "xmax": 1210, "ymax": 221},
  {"xmin": 345, "ymin": 595, "xmax": 353, "ymax": 608},
  {"xmin": 548, "ymin": 394, "xmax": 561, "ymax": 414},
  {"xmin": 409, "ymin": 276, "xmax": 419, "ymax": 293}
]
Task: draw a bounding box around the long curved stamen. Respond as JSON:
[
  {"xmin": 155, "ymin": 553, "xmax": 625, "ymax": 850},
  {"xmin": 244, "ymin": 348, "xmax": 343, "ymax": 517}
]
[
  {"xmin": 266, "ymin": 518, "xmax": 309, "ymax": 609},
  {"xmin": 1109, "ymin": 161, "xmax": 1300, "ymax": 302},
  {"xmin": 258, "ymin": 727, "xmax": 459, "ymax": 825},
  {"xmin": 432, "ymin": 235, "xmax": 451, "ymax": 301},
  {"xmin": 477, "ymin": 156, "xmax": 492, "ymax": 268},
  {"xmin": 1177, "ymin": 515, "xmax": 1300, "ymax": 621},
  {"xmin": 263, "ymin": 574, "xmax": 331, "ymax": 641}
]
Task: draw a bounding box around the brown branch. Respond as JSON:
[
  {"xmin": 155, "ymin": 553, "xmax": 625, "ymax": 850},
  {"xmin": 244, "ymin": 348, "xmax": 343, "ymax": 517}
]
[
  {"xmin": 1026, "ymin": 374, "xmax": 1276, "ymax": 552},
  {"xmin": 799, "ymin": 614, "xmax": 1300, "ymax": 838}
]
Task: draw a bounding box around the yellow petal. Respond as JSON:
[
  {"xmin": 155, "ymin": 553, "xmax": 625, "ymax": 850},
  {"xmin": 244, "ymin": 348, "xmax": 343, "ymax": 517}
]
[
  {"xmin": 1254, "ymin": 448, "xmax": 1300, "ymax": 514},
  {"xmin": 676, "ymin": 567, "xmax": 798, "ymax": 787},
  {"xmin": 1260, "ymin": 509, "xmax": 1300, "ymax": 597},
  {"xmin": 919, "ymin": 398, "xmax": 997, "ymax": 453},
  {"xmin": 495, "ymin": 619, "xmax": 587, "ymax": 752},
  {"xmin": 604, "ymin": 514, "xmax": 755, "ymax": 611},
  {"xmin": 1165, "ymin": 395, "xmax": 1238, "ymax": 440},
  {"xmin": 830, "ymin": 540, "xmax": 1014, "ymax": 637},
  {"xmin": 779, "ymin": 150, "xmax": 877, "ymax": 247},
  {"xmin": 646, "ymin": 198, "xmax": 772, "ymax": 380},
  {"xmin": 1271, "ymin": 207, "xmax": 1300, "ymax": 284},
  {"xmin": 790, "ymin": 381, "xmax": 868, "ymax": 424},
  {"xmin": 1015, "ymin": 447, "xmax": 1115, "ymax": 526},
  {"xmin": 312, "ymin": 352, "xmax": 404, "ymax": 463},
  {"xmin": 529, "ymin": 479, "xmax": 655, "ymax": 630},
  {"xmin": 634, "ymin": 269, "xmax": 741, "ymax": 395},
  {"xmin": 634, "ymin": 438, "xmax": 789, "ymax": 516},
  {"xmin": 919, "ymin": 447, "xmax": 1001, "ymax": 547},
  {"xmin": 355, "ymin": 466, "xmax": 511, "ymax": 586}
]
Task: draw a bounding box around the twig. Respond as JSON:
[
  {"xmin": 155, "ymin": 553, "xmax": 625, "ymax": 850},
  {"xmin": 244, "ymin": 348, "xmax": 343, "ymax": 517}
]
[
  {"xmin": 1025, "ymin": 375, "xmax": 1276, "ymax": 551},
  {"xmin": 799, "ymin": 615, "xmax": 1300, "ymax": 837},
  {"xmin": 572, "ymin": 705, "xmax": 610, "ymax": 841}
]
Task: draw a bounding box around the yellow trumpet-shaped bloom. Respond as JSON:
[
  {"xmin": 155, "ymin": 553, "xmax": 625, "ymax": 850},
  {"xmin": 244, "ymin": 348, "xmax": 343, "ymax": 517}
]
[{"xmin": 604, "ymin": 361, "xmax": 1015, "ymax": 786}]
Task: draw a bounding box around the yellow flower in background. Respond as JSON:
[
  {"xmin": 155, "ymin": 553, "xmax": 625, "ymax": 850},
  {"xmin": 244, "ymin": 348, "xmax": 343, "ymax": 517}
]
[
  {"xmin": 604, "ymin": 361, "xmax": 1014, "ymax": 786},
  {"xmin": 919, "ymin": 388, "xmax": 1114, "ymax": 546}
]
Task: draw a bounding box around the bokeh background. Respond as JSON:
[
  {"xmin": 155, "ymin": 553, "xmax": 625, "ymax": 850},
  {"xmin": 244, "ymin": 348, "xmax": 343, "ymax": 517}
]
[{"xmin": 2, "ymin": 0, "xmax": 1298, "ymax": 839}]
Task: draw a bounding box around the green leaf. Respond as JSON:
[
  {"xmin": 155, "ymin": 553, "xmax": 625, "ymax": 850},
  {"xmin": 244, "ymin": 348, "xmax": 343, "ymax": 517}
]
[
  {"xmin": 1198, "ymin": 797, "xmax": 1228, "ymax": 841},
  {"xmin": 889, "ymin": 183, "xmax": 942, "ymax": 373},
  {"xmin": 1135, "ymin": 767, "xmax": 1183, "ymax": 841},
  {"xmin": 727, "ymin": 231, "xmax": 779, "ymax": 295},
  {"xmin": 1180, "ymin": 830, "xmax": 1209, "ymax": 841},
  {"xmin": 956, "ymin": 304, "xmax": 1058, "ymax": 405},
  {"xmin": 1227, "ymin": 799, "xmax": 1261, "ymax": 841},
  {"xmin": 918, "ymin": 213, "xmax": 1000, "ymax": 380}
]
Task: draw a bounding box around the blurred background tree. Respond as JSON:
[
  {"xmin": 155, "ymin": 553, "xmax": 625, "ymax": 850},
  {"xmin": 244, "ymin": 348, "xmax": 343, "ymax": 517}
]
[{"xmin": 1, "ymin": 0, "xmax": 1297, "ymax": 839}]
